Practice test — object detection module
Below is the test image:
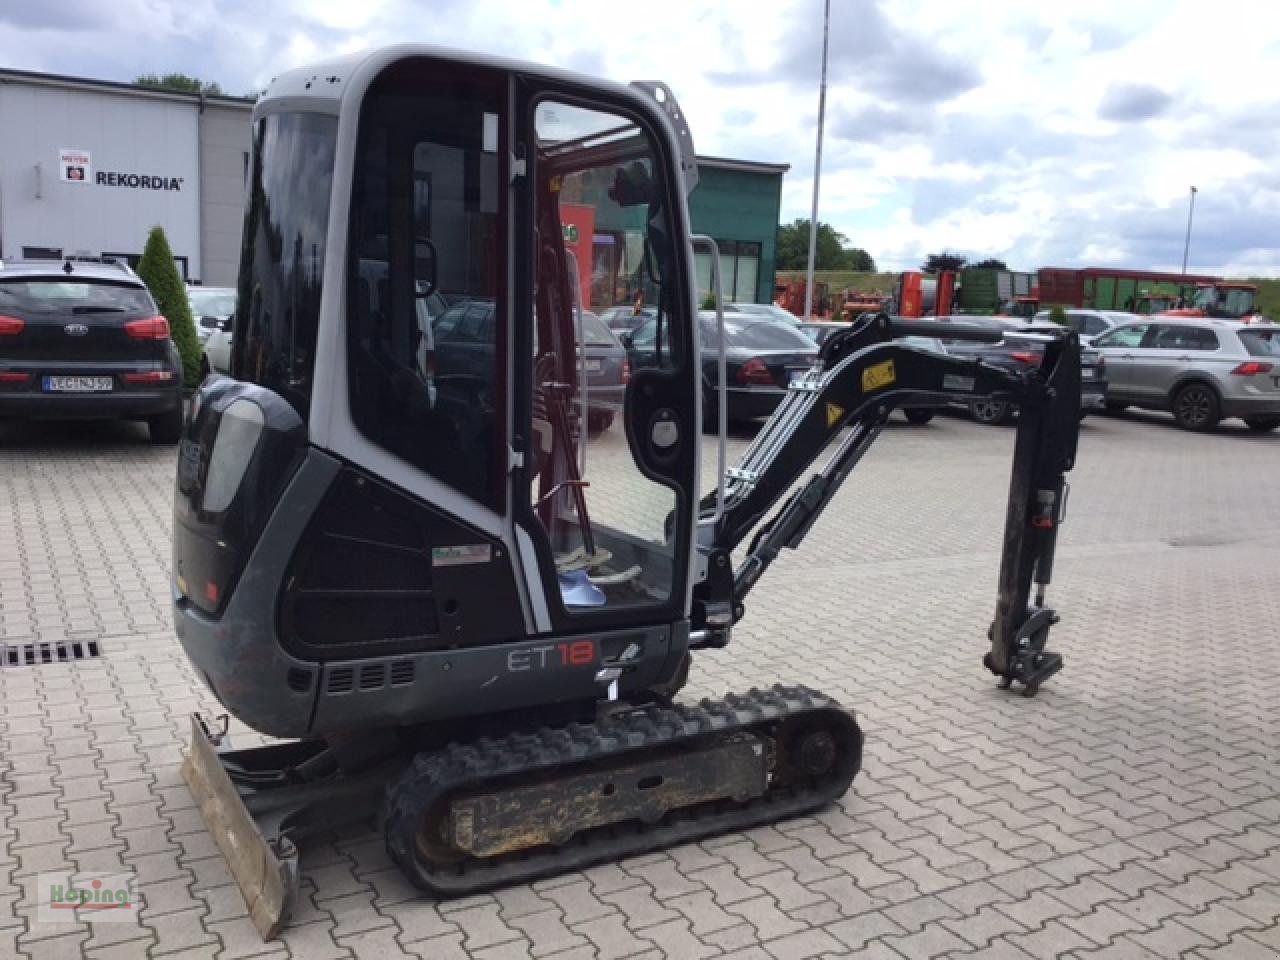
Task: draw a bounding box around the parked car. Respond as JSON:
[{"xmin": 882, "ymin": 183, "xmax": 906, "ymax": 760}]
[
  {"xmin": 933, "ymin": 316, "xmax": 1107, "ymax": 425},
  {"xmin": 1034, "ymin": 308, "xmax": 1135, "ymax": 344},
  {"xmin": 576, "ymin": 311, "xmax": 630, "ymax": 432},
  {"xmin": 728, "ymin": 302, "xmax": 801, "ymax": 326},
  {"xmin": 599, "ymin": 304, "xmax": 657, "ymax": 334},
  {"xmin": 1090, "ymin": 318, "xmax": 1280, "ymax": 432},
  {"xmin": 625, "ymin": 310, "xmax": 819, "ymax": 426},
  {"xmin": 798, "ymin": 320, "xmax": 946, "ymax": 424},
  {"xmin": 0, "ymin": 258, "xmax": 184, "ymax": 442},
  {"xmin": 189, "ymin": 286, "xmax": 237, "ymax": 376},
  {"xmin": 431, "ymin": 300, "xmax": 626, "ymax": 432}
]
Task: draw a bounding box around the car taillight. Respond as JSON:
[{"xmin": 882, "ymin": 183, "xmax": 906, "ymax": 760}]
[
  {"xmin": 0, "ymin": 315, "xmax": 24, "ymax": 336},
  {"xmin": 0, "ymin": 371, "xmax": 31, "ymax": 383},
  {"xmin": 124, "ymin": 316, "xmax": 171, "ymax": 340},
  {"xmin": 621, "ymin": 357, "xmax": 631, "ymax": 385},
  {"xmin": 1232, "ymin": 361, "xmax": 1273, "ymax": 376},
  {"xmin": 737, "ymin": 357, "xmax": 775, "ymax": 386},
  {"xmin": 123, "ymin": 371, "xmax": 177, "ymax": 383},
  {"xmin": 1010, "ymin": 351, "xmax": 1037, "ymax": 364}
]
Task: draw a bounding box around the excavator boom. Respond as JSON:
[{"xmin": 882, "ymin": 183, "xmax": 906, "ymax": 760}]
[{"xmin": 693, "ymin": 313, "xmax": 1080, "ymax": 694}]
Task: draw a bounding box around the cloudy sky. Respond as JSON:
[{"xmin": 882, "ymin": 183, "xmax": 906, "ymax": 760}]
[{"xmin": 3, "ymin": 0, "xmax": 1277, "ymax": 275}]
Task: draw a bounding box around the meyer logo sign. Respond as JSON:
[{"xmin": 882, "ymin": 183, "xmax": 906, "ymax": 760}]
[
  {"xmin": 95, "ymin": 171, "xmax": 184, "ymax": 191},
  {"xmin": 59, "ymin": 148, "xmax": 91, "ymax": 183}
]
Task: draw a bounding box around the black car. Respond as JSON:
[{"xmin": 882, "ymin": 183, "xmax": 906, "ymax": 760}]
[
  {"xmin": 798, "ymin": 321, "xmax": 948, "ymax": 424},
  {"xmin": 931, "ymin": 316, "xmax": 1107, "ymax": 424},
  {"xmin": 431, "ymin": 301, "xmax": 627, "ymax": 432},
  {"xmin": 577, "ymin": 311, "xmax": 630, "ymax": 432},
  {"xmin": 598, "ymin": 304, "xmax": 659, "ymax": 336},
  {"xmin": 625, "ymin": 311, "xmax": 820, "ymax": 425},
  {"xmin": 0, "ymin": 259, "xmax": 184, "ymax": 442}
]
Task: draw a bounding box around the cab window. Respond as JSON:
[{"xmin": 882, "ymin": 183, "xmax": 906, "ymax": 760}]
[{"xmin": 346, "ymin": 63, "xmax": 506, "ymax": 510}]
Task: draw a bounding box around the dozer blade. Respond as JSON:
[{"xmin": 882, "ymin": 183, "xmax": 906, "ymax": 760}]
[{"xmin": 181, "ymin": 715, "xmax": 299, "ymax": 940}]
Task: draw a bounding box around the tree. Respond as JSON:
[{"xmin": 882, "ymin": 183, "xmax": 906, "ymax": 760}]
[
  {"xmin": 777, "ymin": 219, "xmax": 876, "ymax": 272},
  {"xmin": 135, "ymin": 73, "xmax": 225, "ymax": 96},
  {"xmin": 136, "ymin": 226, "xmax": 201, "ymax": 387},
  {"xmin": 970, "ymin": 258, "xmax": 1008, "ymax": 270},
  {"xmin": 921, "ymin": 251, "xmax": 967, "ymax": 274},
  {"xmin": 843, "ymin": 248, "xmax": 877, "ymax": 272}
]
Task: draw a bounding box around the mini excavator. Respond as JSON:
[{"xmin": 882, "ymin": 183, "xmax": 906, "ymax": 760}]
[{"xmin": 172, "ymin": 45, "xmax": 1081, "ymax": 938}]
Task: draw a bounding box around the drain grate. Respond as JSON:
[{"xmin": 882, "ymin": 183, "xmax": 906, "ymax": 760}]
[{"xmin": 0, "ymin": 639, "xmax": 102, "ymax": 668}]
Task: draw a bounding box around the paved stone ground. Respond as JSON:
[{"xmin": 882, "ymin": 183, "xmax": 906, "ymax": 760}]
[{"xmin": 2, "ymin": 409, "xmax": 1279, "ymax": 959}]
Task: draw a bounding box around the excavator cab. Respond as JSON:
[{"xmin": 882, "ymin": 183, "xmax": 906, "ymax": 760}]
[
  {"xmin": 174, "ymin": 50, "xmax": 706, "ymax": 743},
  {"xmin": 173, "ymin": 45, "xmax": 1082, "ymax": 939}
]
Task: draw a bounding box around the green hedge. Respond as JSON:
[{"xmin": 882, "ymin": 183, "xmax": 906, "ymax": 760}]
[{"xmin": 136, "ymin": 226, "xmax": 201, "ymax": 387}]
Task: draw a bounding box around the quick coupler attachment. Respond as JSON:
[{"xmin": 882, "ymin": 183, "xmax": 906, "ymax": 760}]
[{"xmin": 985, "ymin": 606, "xmax": 1063, "ymax": 697}]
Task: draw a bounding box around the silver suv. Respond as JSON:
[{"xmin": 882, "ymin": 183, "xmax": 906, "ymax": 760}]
[
  {"xmin": 1091, "ymin": 318, "xmax": 1280, "ymax": 432},
  {"xmin": 1034, "ymin": 309, "xmax": 1137, "ymax": 344}
]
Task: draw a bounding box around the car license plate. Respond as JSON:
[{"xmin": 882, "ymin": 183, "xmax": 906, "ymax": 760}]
[
  {"xmin": 1081, "ymin": 367, "xmax": 1095, "ymax": 379},
  {"xmin": 789, "ymin": 368, "xmax": 808, "ymax": 385},
  {"xmin": 43, "ymin": 376, "xmax": 114, "ymax": 392},
  {"xmin": 582, "ymin": 358, "xmax": 602, "ymax": 373}
]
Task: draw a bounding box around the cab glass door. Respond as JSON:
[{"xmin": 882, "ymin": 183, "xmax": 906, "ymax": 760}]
[{"xmin": 519, "ymin": 96, "xmax": 695, "ymax": 623}]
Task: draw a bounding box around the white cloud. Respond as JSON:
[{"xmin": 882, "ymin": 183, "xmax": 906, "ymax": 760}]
[{"xmin": 1, "ymin": 0, "xmax": 1276, "ymax": 274}]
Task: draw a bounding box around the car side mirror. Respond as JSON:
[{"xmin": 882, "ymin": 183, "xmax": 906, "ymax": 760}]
[{"xmin": 620, "ymin": 332, "xmax": 633, "ymax": 348}]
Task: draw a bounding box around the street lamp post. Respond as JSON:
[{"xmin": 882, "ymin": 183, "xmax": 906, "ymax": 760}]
[
  {"xmin": 802, "ymin": 0, "xmax": 831, "ymax": 321},
  {"xmin": 1181, "ymin": 185, "xmax": 1197, "ymax": 274}
]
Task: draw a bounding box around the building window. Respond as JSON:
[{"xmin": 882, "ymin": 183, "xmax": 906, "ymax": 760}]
[
  {"xmin": 21, "ymin": 246, "xmax": 63, "ymax": 260},
  {"xmin": 694, "ymin": 240, "xmax": 761, "ymax": 303}
]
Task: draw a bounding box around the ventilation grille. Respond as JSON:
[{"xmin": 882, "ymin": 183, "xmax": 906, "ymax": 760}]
[
  {"xmin": 1, "ymin": 639, "xmax": 102, "ymax": 669},
  {"xmin": 326, "ymin": 667, "xmax": 354, "ymax": 694},
  {"xmin": 359, "ymin": 663, "xmax": 385, "ymax": 690},
  {"xmin": 324, "ymin": 660, "xmax": 416, "ymax": 694},
  {"xmin": 286, "ymin": 668, "xmax": 313, "ymax": 692}
]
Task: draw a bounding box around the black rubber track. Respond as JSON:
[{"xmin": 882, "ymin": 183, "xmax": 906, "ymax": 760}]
[{"xmin": 384, "ymin": 685, "xmax": 863, "ymax": 896}]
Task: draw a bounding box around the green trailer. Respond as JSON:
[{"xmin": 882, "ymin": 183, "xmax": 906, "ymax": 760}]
[
  {"xmin": 955, "ymin": 267, "xmax": 1035, "ymax": 313},
  {"xmin": 1084, "ymin": 275, "xmax": 1191, "ymax": 312}
]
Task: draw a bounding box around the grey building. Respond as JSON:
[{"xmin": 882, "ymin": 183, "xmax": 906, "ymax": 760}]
[
  {"xmin": 0, "ymin": 68, "xmax": 789, "ymax": 300},
  {"xmin": 0, "ymin": 68, "xmax": 253, "ymax": 285}
]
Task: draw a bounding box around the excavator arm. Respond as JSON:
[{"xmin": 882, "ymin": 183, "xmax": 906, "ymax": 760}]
[{"xmin": 692, "ymin": 313, "xmax": 1081, "ymax": 696}]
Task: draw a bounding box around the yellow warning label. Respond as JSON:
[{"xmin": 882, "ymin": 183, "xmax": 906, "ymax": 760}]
[
  {"xmin": 861, "ymin": 358, "xmax": 896, "ymax": 393},
  {"xmin": 826, "ymin": 402, "xmax": 844, "ymax": 428}
]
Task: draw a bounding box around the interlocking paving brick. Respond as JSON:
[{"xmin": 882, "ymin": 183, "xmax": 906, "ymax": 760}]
[
  {"xmin": 723, "ymin": 895, "xmax": 807, "ymax": 942},
  {"xmin": 402, "ymin": 931, "xmax": 470, "ymax": 960},
  {"xmin": 571, "ymin": 914, "xmax": 654, "ymax": 960},
  {"xmin": 504, "ymin": 908, "xmax": 589, "ymax": 957},
  {"xmin": 598, "ymin": 885, "xmax": 679, "ymax": 929},
  {"xmin": 824, "ymin": 912, "xmax": 907, "ymax": 951},
  {"xmin": 4, "ymin": 416, "xmax": 1280, "ymax": 960},
  {"xmin": 20, "ymin": 930, "xmax": 93, "ymax": 960},
  {"xmin": 1176, "ymin": 900, "xmax": 1265, "ymax": 942},
  {"xmin": 941, "ymin": 904, "xmax": 1028, "ymax": 949},
  {"xmin": 760, "ymin": 927, "xmax": 843, "ymax": 960}
]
